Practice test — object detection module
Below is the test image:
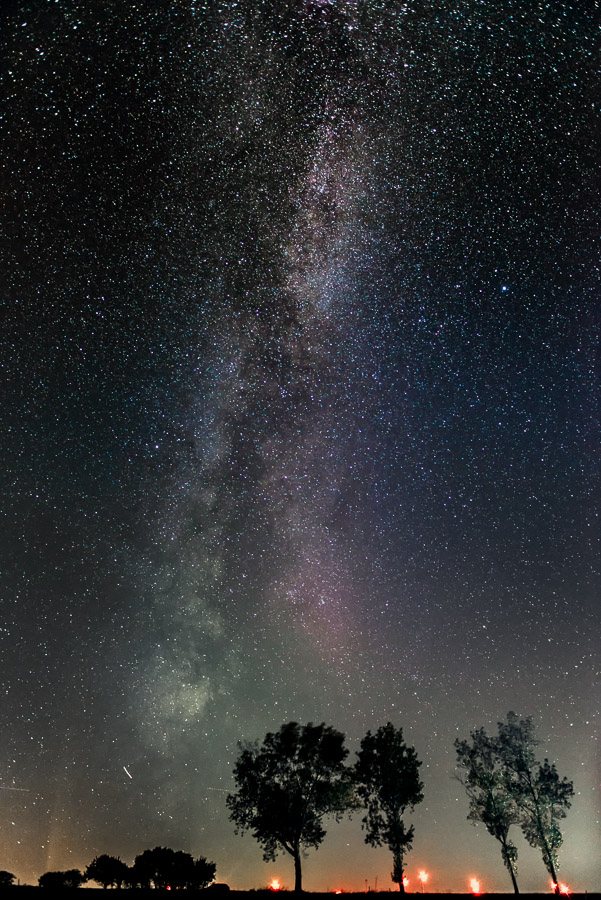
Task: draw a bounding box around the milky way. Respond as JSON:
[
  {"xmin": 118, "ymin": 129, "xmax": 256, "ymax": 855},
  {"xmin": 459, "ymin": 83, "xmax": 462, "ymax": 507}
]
[{"xmin": 2, "ymin": 0, "xmax": 600, "ymax": 891}]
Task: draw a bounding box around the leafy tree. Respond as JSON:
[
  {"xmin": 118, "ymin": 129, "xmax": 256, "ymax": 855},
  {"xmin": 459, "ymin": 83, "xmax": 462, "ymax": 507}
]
[
  {"xmin": 190, "ymin": 856, "xmax": 217, "ymax": 889},
  {"xmin": 227, "ymin": 721, "xmax": 350, "ymax": 892},
  {"xmin": 161, "ymin": 850, "xmax": 214, "ymax": 890},
  {"xmin": 353, "ymin": 723, "xmax": 423, "ymax": 893},
  {"xmin": 38, "ymin": 869, "xmax": 84, "ymax": 888},
  {"xmin": 498, "ymin": 713, "xmax": 574, "ymax": 892},
  {"xmin": 0, "ymin": 870, "xmax": 15, "ymax": 887},
  {"xmin": 133, "ymin": 848, "xmax": 173, "ymax": 889},
  {"xmin": 132, "ymin": 847, "xmax": 215, "ymax": 890},
  {"xmin": 122, "ymin": 864, "xmax": 142, "ymax": 889},
  {"xmin": 85, "ymin": 854, "xmax": 129, "ymax": 888},
  {"xmin": 455, "ymin": 727, "xmax": 521, "ymax": 893},
  {"xmin": 63, "ymin": 869, "xmax": 85, "ymax": 888}
]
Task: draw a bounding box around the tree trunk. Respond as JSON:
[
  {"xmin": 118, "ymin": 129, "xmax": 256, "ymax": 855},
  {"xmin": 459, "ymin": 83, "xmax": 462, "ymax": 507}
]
[
  {"xmin": 508, "ymin": 863, "xmax": 519, "ymax": 894},
  {"xmin": 538, "ymin": 825, "xmax": 559, "ymax": 892},
  {"xmin": 293, "ymin": 849, "xmax": 302, "ymax": 893},
  {"xmin": 548, "ymin": 859, "xmax": 559, "ymax": 893},
  {"xmin": 500, "ymin": 838, "xmax": 519, "ymax": 894},
  {"xmin": 530, "ymin": 783, "xmax": 559, "ymax": 893},
  {"xmin": 392, "ymin": 852, "xmax": 404, "ymax": 893}
]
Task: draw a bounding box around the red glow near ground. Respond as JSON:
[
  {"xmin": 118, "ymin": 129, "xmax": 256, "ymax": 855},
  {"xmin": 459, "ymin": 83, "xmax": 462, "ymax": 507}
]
[
  {"xmin": 470, "ymin": 878, "xmax": 481, "ymax": 895},
  {"xmin": 402, "ymin": 877, "xmax": 410, "ymax": 889},
  {"xmin": 269, "ymin": 880, "xmax": 280, "ymax": 891}
]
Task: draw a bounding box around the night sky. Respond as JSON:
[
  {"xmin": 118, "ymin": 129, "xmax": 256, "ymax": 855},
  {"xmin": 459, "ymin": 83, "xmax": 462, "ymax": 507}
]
[{"xmin": 2, "ymin": 0, "xmax": 600, "ymax": 891}]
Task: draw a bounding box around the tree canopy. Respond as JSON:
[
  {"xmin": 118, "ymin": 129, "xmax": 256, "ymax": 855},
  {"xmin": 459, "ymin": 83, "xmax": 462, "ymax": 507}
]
[
  {"xmin": 132, "ymin": 847, "xmax": 216, "ymax": 890},
  {"xmin": 456, "ymin": 713, "xmax": 574, "ymax": 894},
  {"xmin": 38, "ymin": 869, "xmax": 84, "ymax": 889},
  {"xmin": 455, "ymin": 727, "xmax": 521, "ymax": 893},
  {"xmin": 85, "ymin": 854, "xmax": 129, "ymax": 889},
  {"xmin": 497, "ymin": 712, "xmax": 574, "ymax": 891},
  {"xmin": 353, "ymin": 723, "xmax": 423, "ymax": 893},
  {"xmin": 227, "ymin": 721, "xmax": 350, "ymax": 892}
]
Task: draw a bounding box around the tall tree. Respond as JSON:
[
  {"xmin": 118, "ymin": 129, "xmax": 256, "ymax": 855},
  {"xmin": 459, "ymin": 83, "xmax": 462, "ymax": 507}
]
[
  {"xmin": 353, "ymin": 723, "xmax": 424, "ymax": 893},
  {"xmin": 455, "ymin": 727, "xmax": 521, "ymax": 893},
  {"xmin": 227, "ymin": 721, "xmax": 350, "ymax": 893},
  {"xmin": 497, "ymin": 713, "xmax": 574, "ymax": 892}
]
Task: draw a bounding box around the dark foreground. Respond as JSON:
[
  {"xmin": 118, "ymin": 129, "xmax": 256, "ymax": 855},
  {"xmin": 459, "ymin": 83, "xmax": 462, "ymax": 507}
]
[{"xmin": 8, "ymin": 891, "xmax": 600, "ymax": 898}]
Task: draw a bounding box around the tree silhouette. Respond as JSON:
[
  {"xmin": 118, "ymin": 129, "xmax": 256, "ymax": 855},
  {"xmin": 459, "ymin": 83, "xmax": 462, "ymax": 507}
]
[
  {"xmin": 0, "ymin": 871, "xmax": 15, "ymax": 887},
  {"xmin": 353, "ymin": 723, "xmax": 423, "ymax": 893},
  {"xmin": 85, "ymin": 854, "xmax": 129, "ymax": 888},
  {"xmin": 38, "ymin": 869, "xmax": 84, "ymax": 888},
  {"xmin": 134, "ymin": 848, "xmax": 174, "ymax": 889},
  {"xmin": 190, "ymin": 856, "xmax": 217, "ymax": 889},
  {"xmin": 132, "ymin": 847, "xmax": 215, "ymax": 890},
  {"xmin": 227, "ymin": 721, "xmax": 350, "ymax": 892},
  {"xmin": 455, "ymin": 727, "xmax": 521, "ymax": 892},
  {"xmin": 498, "ymin": 713, "xmax": 574, "ymax": 892},
  {"xmin": 122, "ymin": 864, "xmax": 141, "ymax": 889}
]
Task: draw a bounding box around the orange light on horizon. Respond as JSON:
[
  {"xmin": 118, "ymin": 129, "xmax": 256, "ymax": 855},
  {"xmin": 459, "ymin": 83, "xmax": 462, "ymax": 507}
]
[
  {"xmin": 402, "ymin": 876, "xmax": 410, "ymax": 889},
  {"xmin": 334, "ymin": 890, "xmax": 343, "ymax": 894},
  {"xmin": 269, "ymin": 880, "xmax": 281, "ymax": 892},
  {"xmin": 470, "ymin": 878, "xmax": 481, "ymax": 895},
  {"xmin": 551, "ymin": 883, "xmax": 570, "ymax": 896}
]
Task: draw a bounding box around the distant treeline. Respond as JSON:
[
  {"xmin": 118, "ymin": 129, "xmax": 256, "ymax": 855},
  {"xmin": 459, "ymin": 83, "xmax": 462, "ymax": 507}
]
[{"xmin": 2, "ymin": 848, "xmax": 217, "ymax": 890}]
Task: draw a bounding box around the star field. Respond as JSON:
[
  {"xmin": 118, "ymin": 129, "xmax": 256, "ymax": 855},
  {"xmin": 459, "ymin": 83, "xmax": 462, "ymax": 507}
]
[{"xmin": 1, "ymin": 0, "xmax": 600, "ymax": 891}]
